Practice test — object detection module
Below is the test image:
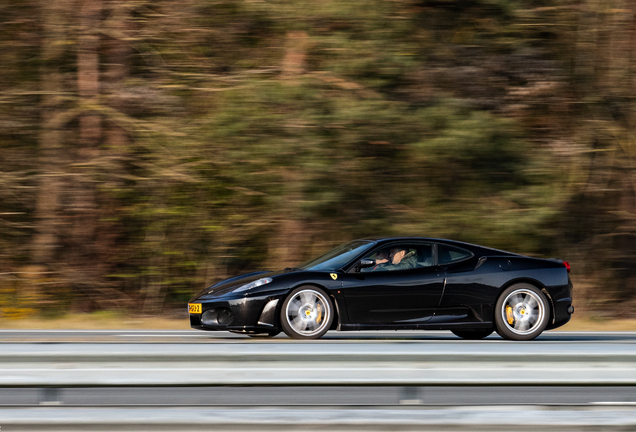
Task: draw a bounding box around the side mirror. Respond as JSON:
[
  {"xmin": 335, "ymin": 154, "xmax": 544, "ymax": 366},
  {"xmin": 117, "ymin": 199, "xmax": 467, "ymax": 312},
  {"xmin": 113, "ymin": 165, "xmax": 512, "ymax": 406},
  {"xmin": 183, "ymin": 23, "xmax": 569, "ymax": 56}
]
[{"xmin": 359, "ymin": 259, "xmax": 375, "ymax": 269}]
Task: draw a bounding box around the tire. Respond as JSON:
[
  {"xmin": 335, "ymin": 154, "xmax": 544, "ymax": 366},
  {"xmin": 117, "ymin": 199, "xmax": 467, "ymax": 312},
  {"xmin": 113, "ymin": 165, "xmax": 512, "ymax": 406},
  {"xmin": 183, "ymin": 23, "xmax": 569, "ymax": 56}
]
[
  {"xmin": 495, "ymin": 283, "xmax": 549, "ymax": 341},
  {"xmin": 451, "ymin": 329, "xmax": 494, "ymax": 340},
  {"xmin": 280, "ymin": 286, "xmax": 333, "ymax": 340}
]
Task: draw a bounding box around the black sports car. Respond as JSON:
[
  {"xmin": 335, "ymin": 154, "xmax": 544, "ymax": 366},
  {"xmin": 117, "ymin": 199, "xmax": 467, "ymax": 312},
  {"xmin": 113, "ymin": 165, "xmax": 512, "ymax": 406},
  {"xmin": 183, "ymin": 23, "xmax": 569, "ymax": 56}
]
[{"xmin": 189, "ymin": 237, "xmax": 573, "ymax": 341}]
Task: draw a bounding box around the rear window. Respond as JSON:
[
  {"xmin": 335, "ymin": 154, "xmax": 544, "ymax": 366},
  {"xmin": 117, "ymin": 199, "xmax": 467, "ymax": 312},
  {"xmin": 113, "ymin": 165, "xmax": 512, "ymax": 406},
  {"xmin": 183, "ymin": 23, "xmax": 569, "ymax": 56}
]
[{"xmin": 438, "ymin": 244, "xmax": 473, "ymax": 264}]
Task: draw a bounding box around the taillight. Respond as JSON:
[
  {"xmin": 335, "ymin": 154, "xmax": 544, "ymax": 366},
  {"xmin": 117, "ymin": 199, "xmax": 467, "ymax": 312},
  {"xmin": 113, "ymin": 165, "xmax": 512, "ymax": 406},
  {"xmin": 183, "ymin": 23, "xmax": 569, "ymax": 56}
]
[{"xmin": 563, "ymin": 261, "xmax": 570, "ymax": 273}]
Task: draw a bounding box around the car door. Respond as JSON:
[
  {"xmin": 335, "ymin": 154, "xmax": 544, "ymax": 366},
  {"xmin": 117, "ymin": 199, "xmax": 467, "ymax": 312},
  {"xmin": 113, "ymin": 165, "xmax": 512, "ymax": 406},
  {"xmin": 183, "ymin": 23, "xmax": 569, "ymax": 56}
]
[
  {"xmin": 340, "ymin": 243, "xmax": 445, "ymax": 325},
  {"xmin": 429, "ymin": 243, "xmax": 482, "ymax": 323}
]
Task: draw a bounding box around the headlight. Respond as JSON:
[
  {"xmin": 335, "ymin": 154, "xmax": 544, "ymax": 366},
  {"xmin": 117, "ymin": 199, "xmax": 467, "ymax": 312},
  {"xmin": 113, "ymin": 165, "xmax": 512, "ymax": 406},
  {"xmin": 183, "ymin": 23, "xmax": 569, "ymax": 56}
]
[{"xmin": 233, "ymin": 277, "xmax": 273, "ymax": 293}]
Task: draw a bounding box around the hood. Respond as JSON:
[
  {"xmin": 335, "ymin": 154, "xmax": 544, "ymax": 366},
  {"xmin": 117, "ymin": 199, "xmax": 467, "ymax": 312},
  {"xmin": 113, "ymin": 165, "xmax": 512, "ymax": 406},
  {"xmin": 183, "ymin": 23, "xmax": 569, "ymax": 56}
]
[
  {"xmin": 190, "ymin": 270, "xmax": 272, "ymax": 301},
  {"xmin": 190, "ymin": 265, "xmax": 315, "ymax": 301}
]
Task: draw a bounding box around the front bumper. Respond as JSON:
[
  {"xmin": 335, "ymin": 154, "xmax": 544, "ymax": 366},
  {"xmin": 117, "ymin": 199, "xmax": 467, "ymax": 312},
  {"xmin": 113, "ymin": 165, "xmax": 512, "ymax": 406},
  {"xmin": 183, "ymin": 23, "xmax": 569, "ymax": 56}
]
[{"xmin": 189, "ymin": 293, "xmax": 284, "ymax": 332}]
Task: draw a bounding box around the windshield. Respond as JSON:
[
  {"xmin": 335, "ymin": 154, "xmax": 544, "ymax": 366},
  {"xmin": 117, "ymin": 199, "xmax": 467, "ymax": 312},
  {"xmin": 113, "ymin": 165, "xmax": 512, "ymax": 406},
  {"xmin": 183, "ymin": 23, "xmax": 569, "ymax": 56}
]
[{"xmin": 297, "ymin": 240, "xmax": 375, "ymax": 271}]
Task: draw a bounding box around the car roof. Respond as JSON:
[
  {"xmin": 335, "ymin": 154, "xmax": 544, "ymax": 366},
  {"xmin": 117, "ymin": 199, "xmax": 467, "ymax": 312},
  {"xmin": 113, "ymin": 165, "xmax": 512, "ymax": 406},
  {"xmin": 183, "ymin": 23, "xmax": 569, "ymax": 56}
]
[{"xmin": 358, "ymin": 236, "xmax": 520, "ymax": 257}]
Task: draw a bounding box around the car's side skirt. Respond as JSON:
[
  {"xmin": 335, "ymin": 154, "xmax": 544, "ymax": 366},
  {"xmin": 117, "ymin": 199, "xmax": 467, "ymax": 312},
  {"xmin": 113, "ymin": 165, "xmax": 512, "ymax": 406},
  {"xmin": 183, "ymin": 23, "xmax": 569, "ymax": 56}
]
[{"xmin": 338, "ymin": 322, "xmax": 494, "ymax": 331}]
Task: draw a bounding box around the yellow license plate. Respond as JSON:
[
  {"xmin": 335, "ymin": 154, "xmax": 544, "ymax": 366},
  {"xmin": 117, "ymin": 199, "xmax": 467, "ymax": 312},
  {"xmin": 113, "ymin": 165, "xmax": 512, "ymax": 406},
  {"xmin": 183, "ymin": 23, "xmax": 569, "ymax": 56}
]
[{"xmin": 188, "ymin": 303, "xmax": 202, "ymax": 314}]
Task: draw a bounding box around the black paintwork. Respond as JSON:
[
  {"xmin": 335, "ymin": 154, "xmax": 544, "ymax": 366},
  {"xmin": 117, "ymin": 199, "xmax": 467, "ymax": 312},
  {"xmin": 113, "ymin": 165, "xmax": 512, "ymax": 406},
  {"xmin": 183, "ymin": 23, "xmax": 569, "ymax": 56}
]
[{"xmin": 189, "ymin": 237, "xmax": 573, "ymax": 334}]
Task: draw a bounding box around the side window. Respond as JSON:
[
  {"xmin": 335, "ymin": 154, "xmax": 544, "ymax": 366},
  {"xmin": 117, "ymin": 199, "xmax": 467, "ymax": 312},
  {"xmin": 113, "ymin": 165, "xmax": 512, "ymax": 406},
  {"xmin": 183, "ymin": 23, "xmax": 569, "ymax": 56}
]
[
  {"xmin": 438, "ymin": 244, "xmax": 473, "ymax": 264},
  {"xmin": 361, "ymin": 244, "xmax": 434, "ymax": 272}
]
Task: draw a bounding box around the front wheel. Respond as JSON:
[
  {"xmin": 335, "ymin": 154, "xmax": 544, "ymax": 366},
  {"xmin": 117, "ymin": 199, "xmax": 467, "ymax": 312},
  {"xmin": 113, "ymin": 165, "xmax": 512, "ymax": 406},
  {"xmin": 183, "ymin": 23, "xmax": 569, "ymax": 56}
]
[
  {"xmin": 280, "ymin": 286, "xmax": 333, "ymax": 340},
  {"xmin": 451, "ymin": 329, "xmax": 494, "ymax": 340},
  {"xmin": 495, "ymin": 283, "xmax": 549, "ymax": 341}
]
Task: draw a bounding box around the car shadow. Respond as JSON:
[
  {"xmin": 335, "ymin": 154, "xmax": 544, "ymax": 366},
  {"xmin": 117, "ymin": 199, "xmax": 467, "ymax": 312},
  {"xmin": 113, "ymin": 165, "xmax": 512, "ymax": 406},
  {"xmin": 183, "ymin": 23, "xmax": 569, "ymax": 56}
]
[{"xmin": 212, "ymin": 331, "xmax": 636, "ymax": 343}]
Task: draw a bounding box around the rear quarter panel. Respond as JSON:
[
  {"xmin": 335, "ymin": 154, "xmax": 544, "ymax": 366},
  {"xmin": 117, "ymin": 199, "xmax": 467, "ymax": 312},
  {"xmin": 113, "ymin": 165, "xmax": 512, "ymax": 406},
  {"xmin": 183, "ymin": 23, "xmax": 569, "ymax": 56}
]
[{"xmin": 438, "ymin": 256, "xmax": 570, "ymax": 325}]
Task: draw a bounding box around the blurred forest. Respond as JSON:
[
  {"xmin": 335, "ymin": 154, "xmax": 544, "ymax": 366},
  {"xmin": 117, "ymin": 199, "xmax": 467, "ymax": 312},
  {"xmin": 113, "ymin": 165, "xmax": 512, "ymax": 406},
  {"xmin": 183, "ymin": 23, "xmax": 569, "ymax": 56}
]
[{"xmin": 1, "ymin": 0, "xmax": 635, "ymax": 319}]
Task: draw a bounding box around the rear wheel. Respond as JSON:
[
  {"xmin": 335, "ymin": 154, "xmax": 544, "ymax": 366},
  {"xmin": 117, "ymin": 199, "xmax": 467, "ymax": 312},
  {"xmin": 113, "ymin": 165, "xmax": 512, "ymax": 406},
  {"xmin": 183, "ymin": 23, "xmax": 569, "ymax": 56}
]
[
  {"xmin": 495, "ymin": 283, "xmax": 549, "ymax": 341},
  {"xmin": 280, "ymin": 286, "xmax": 333, "ymax": 340},
  {"xmin": 451, "ymin": 329, "xmax": 494, "ymax": 340}
]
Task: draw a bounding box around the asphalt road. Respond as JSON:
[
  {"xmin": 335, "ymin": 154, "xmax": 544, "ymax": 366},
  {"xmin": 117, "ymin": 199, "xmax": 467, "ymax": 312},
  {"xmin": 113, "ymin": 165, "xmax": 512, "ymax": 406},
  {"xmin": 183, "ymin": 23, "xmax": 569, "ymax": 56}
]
[{"xmin": 1, "ymin": 329, "xmax": 635, "ymax": 343}]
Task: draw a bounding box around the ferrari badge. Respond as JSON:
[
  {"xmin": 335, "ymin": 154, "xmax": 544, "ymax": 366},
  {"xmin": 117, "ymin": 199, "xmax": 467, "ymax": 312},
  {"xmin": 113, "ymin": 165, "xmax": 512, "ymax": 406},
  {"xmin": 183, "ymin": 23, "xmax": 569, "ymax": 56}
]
[{"xmin": 330, "ymin": 273, "xmax": 338, "ymax": 280}]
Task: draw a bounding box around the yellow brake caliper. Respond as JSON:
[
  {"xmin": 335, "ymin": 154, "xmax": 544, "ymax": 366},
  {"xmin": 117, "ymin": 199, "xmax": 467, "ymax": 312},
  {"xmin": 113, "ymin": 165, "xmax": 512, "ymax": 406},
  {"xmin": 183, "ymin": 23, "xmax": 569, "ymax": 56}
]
[
  {"xmin": 506, "ymin": 305, "xmax": 514, "ymax": 325},
  {"xmin": 316, "ymin": 304, "xmax": 322, "ymax": 323}
]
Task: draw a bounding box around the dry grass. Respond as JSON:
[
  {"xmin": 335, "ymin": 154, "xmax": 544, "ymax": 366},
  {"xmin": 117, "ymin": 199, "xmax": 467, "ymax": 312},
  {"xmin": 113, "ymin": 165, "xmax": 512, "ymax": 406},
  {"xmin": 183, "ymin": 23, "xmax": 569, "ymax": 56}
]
[
  {"xmin": 0, "ymin": 312, "xmax": 189, "ymax": 330},
  {"xmin": 556, "ymin": 315, "xmax": 636, "ymax": 331}
]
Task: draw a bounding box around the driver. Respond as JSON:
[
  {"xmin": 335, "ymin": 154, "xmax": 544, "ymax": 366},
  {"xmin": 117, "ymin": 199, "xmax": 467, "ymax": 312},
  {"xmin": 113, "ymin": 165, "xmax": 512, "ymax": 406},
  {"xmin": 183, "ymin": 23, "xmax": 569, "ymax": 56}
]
[
  {"xmin": 382, "ymin": 247, "xmax": 417, "ymax": 271},
  {"xmin": 364, "ymin": 247, "xmax": 417, "ymax": 271}
]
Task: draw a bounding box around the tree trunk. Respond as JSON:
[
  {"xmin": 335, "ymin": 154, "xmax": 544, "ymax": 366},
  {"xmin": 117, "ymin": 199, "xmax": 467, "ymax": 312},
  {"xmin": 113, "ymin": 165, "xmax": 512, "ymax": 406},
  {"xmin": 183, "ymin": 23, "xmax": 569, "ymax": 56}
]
[
  {"xmin": 66, "ymin": 0, "xmax": 102, "ymax": 286},
  {"xmin": 104, "ymin": 0, "xmax": 130, "ymax": 150},
  {"xmin": 629, "ymin": 0, "xmax": 636, "ymax": 131},
  {"xmin": 88, "ymin": 0, "xmax": 131, "ymax": 283},
  {"xmin": 281, "ymin": 31, "xmax": 308, "ymax": 83},
  {"xmin": 78, "ymin": 0, "xmax": 102, "ymax": 152},
  {"xmin": 32, "ymin": 0, "xmax": 66, "ymax": 265}
]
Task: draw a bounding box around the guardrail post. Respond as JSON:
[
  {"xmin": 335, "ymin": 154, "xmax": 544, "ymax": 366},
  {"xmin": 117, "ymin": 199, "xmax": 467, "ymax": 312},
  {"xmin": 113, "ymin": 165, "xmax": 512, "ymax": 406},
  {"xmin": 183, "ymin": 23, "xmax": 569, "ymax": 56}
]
[
  {"xmin": 39, "ymin": 387, "xmax": 61, "ymax": 405},
  {"xmin": 399, "ymin": 386, "xmax": 421, "ymax": 404}
]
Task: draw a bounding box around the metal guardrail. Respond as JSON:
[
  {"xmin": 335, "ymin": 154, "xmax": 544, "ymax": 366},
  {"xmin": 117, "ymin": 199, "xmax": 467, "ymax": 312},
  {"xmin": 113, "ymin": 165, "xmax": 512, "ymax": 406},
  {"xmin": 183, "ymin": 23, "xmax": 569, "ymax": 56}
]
[
  {"xmin": 1, "ymin": 406, "xmax": 636, "ymax": 431},
  {"xmin": 1, "ymin": 343, "xmax": 636, "ymax": 386},
  {"xmin": 2, "ymin": 337, "xmax": 636, "ymax": 430},
  {"xmin": 3, "ymin": 385, "xmax": 636, "ymax": 407}
]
